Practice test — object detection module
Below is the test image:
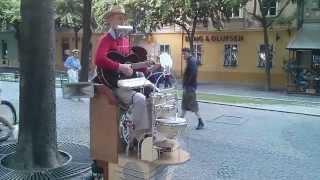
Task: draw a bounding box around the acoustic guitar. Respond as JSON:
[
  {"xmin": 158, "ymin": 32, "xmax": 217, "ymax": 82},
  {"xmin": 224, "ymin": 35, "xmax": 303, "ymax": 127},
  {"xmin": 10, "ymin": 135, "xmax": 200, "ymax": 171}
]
[{"xmin": 96, "ymin": 50, "xmax": 154, "ymax": 89}]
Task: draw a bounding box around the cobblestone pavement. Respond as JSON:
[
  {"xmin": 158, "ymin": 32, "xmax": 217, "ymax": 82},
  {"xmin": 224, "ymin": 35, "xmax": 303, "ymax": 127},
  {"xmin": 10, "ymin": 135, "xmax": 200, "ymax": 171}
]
[{"xmin": 1, "ymin": 81, "xmax": 320, "ymax": 180}]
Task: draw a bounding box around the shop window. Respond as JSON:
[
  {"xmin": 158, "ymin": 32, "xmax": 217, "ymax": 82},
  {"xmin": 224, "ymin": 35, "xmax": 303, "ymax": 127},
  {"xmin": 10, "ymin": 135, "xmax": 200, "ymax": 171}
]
[
  {"xmin": 224, "ymin": 44, "xmax": 238, "ymax": 67},
  {"xmin": 160, "ymin": 44, "xmax": 170, "ymax": 54},
  {"xmin": 1, "ymin": 40, "xmax": 8, "ymax": 59},
  {"xmin": 263, "ymin": 0, "xmax": 278, "ymax": 16},
  {"xmin": 257, "ymin": 44, "xmax": 274, "ymax": 68},
  {"xmin": 193, "ymin": 43, "xmax": 203, "ymax": 65}
]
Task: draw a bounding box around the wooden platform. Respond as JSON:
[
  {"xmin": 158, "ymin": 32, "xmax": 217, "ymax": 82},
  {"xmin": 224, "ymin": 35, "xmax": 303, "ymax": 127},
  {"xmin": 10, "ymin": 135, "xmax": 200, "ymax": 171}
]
[{"xmin": 109, "ymin": 148, "xmax": 190, "ymax": 180}]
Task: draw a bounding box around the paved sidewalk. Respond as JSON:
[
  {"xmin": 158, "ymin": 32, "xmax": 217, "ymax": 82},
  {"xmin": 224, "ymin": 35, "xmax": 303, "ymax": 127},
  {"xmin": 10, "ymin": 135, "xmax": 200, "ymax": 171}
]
[
  {"xmin": 194, "ymin": 82, "xmax": 320, "ymax": 103},
  {"xmin": 177, "ymin": 82, "xmax": 320, "ymax": 117},
  {"xmin": 1, "ymin": 81, "xmax": 320, "ymax": 179}
]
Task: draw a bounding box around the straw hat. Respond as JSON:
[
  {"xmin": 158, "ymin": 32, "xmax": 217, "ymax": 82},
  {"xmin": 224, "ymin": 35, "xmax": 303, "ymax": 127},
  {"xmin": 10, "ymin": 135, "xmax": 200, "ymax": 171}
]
[
  {"xmin": 104, "ymin": 5, "xmax": 127, "ymax": 19},
  {"xmin": 72, "ymin": 49, "xmax": 80, "ymax": 53}
]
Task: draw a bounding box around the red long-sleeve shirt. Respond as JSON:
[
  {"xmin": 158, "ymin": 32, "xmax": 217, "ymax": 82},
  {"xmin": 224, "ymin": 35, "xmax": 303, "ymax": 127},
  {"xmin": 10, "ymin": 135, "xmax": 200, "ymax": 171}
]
[{"xmin": 94, "ymin": 33, "xmax": 130, "ymax": 71}]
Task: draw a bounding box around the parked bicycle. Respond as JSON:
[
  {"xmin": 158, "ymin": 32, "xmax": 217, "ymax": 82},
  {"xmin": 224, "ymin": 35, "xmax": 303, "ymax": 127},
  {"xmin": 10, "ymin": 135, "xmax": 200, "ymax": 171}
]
[{"xmin": 0, "ymin": 88, "xmax": 18, "ymax": 142}]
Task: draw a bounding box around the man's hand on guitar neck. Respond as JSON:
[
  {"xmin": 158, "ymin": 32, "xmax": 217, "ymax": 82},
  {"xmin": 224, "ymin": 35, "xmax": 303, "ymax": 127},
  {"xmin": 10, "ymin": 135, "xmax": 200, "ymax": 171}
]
[{"xmin": 118, "ymin": 64, "xmax": 133, "ymax": 77}]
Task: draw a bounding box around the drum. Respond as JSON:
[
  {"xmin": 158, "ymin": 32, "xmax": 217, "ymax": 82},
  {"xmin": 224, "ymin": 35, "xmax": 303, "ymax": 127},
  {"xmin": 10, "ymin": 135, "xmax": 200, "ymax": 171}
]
[
  {"xmin": 152, "ymin": 92, "xmax": 176, "ymax": 105},
  {"xmin": 155, "ymin": 104, "xmax": 176, "ymax": 118},
  {"xmin": 156, "ymin": 117, "xmax": 187, "ymax": 139}
]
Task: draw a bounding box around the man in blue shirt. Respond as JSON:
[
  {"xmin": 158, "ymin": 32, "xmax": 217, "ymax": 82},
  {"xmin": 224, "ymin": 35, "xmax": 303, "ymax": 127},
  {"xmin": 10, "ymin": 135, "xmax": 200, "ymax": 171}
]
[
  {"xmin": 64, "ymin": 49, "xmax": 81, "ymax": 83},
  {"xmin": 180, "ymin": 48, "xmax": 204, "ymax": 130}
]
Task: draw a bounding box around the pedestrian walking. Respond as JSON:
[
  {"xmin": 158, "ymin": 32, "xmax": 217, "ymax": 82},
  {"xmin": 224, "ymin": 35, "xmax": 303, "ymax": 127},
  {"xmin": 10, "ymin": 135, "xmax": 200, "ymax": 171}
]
[{"xmin": 180, "ymin": 48, "xmax": 204, "ymax": 130}]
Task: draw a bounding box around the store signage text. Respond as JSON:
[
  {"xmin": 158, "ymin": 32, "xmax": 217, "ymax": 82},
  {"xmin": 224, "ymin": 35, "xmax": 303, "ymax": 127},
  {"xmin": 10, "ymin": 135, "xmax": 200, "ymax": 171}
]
[{"xmin": 185, "ymin": 35, "xmax": 244, "ymax": 42}]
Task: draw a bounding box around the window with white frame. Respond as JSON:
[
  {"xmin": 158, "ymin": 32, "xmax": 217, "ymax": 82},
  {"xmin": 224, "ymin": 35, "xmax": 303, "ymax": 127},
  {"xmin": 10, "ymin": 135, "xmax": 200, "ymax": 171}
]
[
  {"xmin": 193, "ymin": 43, "xmax": 203, "ymax": 65},
  {"xmin": 159, "ymin": 44, "xmax": 170, "ymax": 54},
  {"xmin": 257, "ymin": 44, "xmax": 273, "ymax": 68},
  {"xmin": 224, "ymin": 44, "xmax": 238, "ymax": 67},
  {"xmin": 263, "ymin": 0, "xmax": 278, "ymax": 16},
  {"xmin": 226, "ymin": 4, "xmax": 243, "ymax": 18}
]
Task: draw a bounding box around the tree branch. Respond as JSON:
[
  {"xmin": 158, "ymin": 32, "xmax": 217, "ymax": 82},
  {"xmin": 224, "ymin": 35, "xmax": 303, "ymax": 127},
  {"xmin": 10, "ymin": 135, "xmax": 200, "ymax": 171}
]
[{"xmin": 173, "ymin": 19, "xmax": 189, "ymax": 33}]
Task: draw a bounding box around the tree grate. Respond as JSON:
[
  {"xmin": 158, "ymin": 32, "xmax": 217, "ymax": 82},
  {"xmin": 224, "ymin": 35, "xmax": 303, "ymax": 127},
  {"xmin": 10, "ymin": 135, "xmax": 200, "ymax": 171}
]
[
  {"xmin": 58, "ymin": 143, "xmax": 91, "ymax": 163},
  {"xmin": 0, "ymin": 143, "xmax": 16, "ymax": 155},
  {"xmin": 0, "ymin": 142, "xmax": 91, "ymax": 179}
]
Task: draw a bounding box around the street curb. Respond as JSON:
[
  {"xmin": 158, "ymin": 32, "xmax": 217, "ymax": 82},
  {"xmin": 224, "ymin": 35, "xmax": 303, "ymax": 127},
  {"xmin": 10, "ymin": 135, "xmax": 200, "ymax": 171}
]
[
  {"xmin": 198, "ymin": 100, "xmax": 320, "ymax": 117},
  {"xmin": 196, "ymin": 91, "xmax": 320, "ymax": 105},
  {"xmin": 178, "ymin": 98, "xmax": 320, "ymax": 117}
]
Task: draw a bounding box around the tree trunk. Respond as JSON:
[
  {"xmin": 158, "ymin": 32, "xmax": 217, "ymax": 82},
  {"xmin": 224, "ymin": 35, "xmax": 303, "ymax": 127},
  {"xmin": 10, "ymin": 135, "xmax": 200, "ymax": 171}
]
[
  {"xmin": 187, "ymin": 32, "xmax": 194, "ymax": 53},
  {"xmin": 13, "ymin": 22, "xmax": 21, "ymax": 66},
  {"xmin": 263, "ymin": 24, "xmax": 271, "ymax": 91},
  {"xmin": 79, "ymin": 0, "xmax": 92, "ymax": 82},
  {"xmin": 14, "ymin": 0, "xmax": 62, "ymax": 170},
  {"xmin": 75, "ymin": 29, "xmax": 79, "ymax": 49}
]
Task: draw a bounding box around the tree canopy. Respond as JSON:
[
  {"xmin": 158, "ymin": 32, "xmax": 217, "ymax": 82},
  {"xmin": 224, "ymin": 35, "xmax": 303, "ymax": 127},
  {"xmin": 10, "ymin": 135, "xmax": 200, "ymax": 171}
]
[
  {"xmin": 55, "ymin": 0, "xmax": 83, "ymax": 31},
  {"xmin": 125, "ymin": 0, "xmax": 247, "ymax": 52},
  {"xmin": 0, "ymin": 0, "xmax": 20, "ymax": 31}
]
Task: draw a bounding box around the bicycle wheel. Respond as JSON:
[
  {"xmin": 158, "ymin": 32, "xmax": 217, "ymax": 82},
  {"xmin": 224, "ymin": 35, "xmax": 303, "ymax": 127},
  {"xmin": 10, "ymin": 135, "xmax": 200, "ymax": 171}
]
[
  {"xmin": 0, "ymin": 100, "xmax": 17, "ymax": 125},
  {"xmin": 0, "ymin": 116, "xmax": 13, "ymax": 142}
]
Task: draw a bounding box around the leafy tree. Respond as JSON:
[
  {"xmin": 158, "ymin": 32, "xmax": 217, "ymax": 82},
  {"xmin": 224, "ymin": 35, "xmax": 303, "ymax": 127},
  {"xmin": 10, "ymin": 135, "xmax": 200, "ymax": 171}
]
[
  {"xmin": 246, "ymin": 0, "xmax": 297, "ymax": 91},
  {"xmin": 92, "ymin": 0, "xmax": 111, "ymax": 32},
  {"xmin": 0, "ymin": 0, "xmax": 22, "ymax": 64},
  {"xmin": 0, "ymin": 0, "xmax": 20, "ymax": 32},
  {"xmin": 12, "ymin": 0, "xmax": 63, "ymax": 169},
  {"xmin": 125, "ymin": 0, "xmax": 245, "ymax": 53},
  {"xmin": 92, "ymin": 0, "xmax": 129, "ymax": 32},
  {"xmin": 55, "ymin": 0, "xmax": 83, "ymax": 48}
]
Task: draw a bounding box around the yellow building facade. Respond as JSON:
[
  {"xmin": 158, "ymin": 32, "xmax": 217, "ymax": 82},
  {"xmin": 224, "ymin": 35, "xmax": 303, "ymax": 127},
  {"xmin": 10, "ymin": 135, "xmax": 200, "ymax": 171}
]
[
  {"xmin": 55, "ymin": 28, "xmax": 293, "ymax": 89},
  {"xmin": 55, "ymin": 0, "xmax": 299, "ymax": 90},
  {"xmin": 138, "ymin": 28, "xmax": 293, "ymax": 89}
]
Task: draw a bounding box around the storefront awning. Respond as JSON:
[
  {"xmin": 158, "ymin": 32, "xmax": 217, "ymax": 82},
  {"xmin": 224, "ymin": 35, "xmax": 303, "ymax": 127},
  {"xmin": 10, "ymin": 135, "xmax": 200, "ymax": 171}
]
[{"xmin": 287, "ymin": 23, "xmax": 320, "ymax": 50}]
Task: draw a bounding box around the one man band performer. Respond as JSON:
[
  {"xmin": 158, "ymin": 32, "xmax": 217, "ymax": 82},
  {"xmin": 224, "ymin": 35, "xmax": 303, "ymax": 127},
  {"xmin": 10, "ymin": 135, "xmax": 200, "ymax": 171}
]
[{"xmin": 94, "ymin": 5, "xmax": 151, "ymax": 138}]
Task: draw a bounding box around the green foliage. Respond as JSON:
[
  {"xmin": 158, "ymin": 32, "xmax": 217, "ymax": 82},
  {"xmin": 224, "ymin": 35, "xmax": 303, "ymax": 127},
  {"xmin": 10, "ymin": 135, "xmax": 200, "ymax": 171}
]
[
  {"xmin": 55, "ymin": 0, "xmax": 83, "ymax": 31},
  {"xmin": 92, "ymin": 0, "xmax": 112, "ymax": 32},
  {"xmin": 275, "ymin": 13, "xmax": 296, "ymax": 25},
  {"xmin": 125, "ymin": 0, "xmax": 246, "ymax": 33},
  {"xmin": 0, "ymin": 0, "xmax": 20, "ymax": 31},
  {"xmin": 124, "ymin": 0, "xmax": 244, "ymax": 53},
  {"xmin": 92, "ymin": 0, "xmax": 131, "ymax": 32}
]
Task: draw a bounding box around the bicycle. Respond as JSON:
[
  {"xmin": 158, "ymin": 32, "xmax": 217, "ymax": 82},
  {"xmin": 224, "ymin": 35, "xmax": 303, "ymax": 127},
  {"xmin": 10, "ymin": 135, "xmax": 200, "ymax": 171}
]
[{"xmin": 0, "ymin": 88, "xmax": 18, "ymax": 142}]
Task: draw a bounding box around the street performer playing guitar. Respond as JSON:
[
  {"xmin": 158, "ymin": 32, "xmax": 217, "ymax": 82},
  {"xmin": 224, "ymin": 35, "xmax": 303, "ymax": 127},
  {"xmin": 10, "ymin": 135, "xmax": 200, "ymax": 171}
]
[{"xmin": 94, "ymin": 5, "xmax": 153, "ymax": 140}]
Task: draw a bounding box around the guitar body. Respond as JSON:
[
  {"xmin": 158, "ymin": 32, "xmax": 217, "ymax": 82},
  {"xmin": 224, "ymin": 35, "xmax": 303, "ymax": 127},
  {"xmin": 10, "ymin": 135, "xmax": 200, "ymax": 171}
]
[{"xmin": 96, "ymin": 47, "xmax": 150, "ymax": 89}]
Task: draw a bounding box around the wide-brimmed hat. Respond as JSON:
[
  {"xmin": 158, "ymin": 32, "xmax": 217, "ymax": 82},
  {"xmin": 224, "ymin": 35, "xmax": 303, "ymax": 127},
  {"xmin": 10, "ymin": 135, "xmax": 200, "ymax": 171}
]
[
  {"xmin": 104, "ymin": 5, "xmax": 127, "ymax": 19},
  {"xmin": 72, "ymin": 49, "xmax": 80, "ymax": 53}
]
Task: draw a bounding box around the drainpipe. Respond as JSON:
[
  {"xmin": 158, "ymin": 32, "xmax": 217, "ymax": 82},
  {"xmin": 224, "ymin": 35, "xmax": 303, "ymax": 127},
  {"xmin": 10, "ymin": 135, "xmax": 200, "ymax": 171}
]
[
  {"xmin": 181, "ymin": 30, "xmax": 184, "ymax": 78},
  {"xmin": 297, "ymin": 0, "xmax": 304, "ymax": 29}
]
